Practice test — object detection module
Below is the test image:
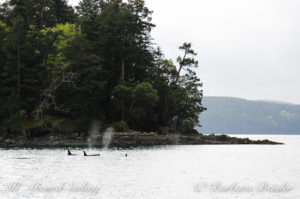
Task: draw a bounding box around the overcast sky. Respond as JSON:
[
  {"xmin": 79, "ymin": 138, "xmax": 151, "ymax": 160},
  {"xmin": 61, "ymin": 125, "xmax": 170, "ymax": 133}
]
[
  {"xmin": 2, "ymin": 0, "xmax": 300, "ymax": 104},
  {"xmin": 69, "ymin": 0, "xmax": 300, "ymax": 104}
]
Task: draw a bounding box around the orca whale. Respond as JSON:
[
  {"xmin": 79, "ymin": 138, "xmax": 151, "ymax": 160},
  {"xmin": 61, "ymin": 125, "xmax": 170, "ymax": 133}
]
[
  {"xmin": 83, "ymin": 151, "xmax": 100, "ymax": 156},
  {"xmin": 67, "ymin": 149, "xmax": 77, "ymax": 156}
]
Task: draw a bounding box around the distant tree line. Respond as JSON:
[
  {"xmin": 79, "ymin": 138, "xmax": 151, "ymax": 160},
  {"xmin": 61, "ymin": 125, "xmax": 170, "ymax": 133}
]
[
  {"xmin": 0, "ymin": 0, "xmax": 205, "ymax": 134},
  {"xmin": 199, "ymin": 97, "xmax": 300, "ymax": 134}
]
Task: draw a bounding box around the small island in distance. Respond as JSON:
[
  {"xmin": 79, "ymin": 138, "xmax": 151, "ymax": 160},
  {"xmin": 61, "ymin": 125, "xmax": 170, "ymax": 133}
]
[{"xmin": 0, "ymin": 0, "xmax": 282, "ymax": 147}]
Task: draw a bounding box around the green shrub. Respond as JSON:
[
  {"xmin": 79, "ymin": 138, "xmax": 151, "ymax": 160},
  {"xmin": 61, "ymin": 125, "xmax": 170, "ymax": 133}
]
[
  {"xmin": 180, "ymin": 120, "xmax": 199, "ymax": 135},
  {"xmin": 114, "ymin": 121, "xmax": 129, "ymax": 132}
]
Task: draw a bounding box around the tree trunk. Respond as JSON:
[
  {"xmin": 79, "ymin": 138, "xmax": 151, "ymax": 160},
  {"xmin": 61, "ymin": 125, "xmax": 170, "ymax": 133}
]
[
  {"xmin": 121, "ymin": 58, "xmax": 125, "ymax": 121},
  {"xmin": 175, "ymin": 51, "xmax": 187, "ymax": 83},
  {"xmin": 17, "ymin": 46, "xmax": 20, "ymax": 98}
]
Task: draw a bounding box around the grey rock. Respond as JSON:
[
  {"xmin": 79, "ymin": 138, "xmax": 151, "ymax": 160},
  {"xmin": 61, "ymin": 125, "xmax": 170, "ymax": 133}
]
[
  {"xmin": 49, "ymin": 136, "xmax": 59, "ymax": 140},
  {"xmin": 5, "ymin": 138, "xmax": 11, "ymax": 144}
]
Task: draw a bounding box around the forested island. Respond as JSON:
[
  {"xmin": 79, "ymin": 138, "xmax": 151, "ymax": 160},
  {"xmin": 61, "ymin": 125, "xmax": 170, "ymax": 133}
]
[{"xmin": 0, "ymin": 0, "xmax": 280, "ymax": 146}]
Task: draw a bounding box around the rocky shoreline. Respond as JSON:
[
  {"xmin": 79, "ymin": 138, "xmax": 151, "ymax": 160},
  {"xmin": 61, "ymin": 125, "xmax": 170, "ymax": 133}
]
[{"xmin": 0, "ymin": 131, "xmax": 283, "ymax": 148}]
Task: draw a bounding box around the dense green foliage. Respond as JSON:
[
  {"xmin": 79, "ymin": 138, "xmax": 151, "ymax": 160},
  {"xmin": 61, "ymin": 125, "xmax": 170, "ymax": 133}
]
[
  {"xmin": 0, "ymin": 0, "xmax": 205, "ymax": 134},
  {"xmin": 199, "ymin": 97, "xmax": 300, "ymax": 134}
]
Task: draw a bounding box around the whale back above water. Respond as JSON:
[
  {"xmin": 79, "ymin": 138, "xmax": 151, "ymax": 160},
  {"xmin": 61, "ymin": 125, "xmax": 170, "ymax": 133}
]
[{"xmin": 83, "ymin": 151, "xmax": 100, "ymax": 156}]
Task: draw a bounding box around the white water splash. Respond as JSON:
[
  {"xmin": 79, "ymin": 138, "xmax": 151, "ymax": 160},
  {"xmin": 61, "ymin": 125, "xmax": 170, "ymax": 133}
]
[{"xmin": 102, "ymin": 127, "xmax": 114, "ymax": 148}]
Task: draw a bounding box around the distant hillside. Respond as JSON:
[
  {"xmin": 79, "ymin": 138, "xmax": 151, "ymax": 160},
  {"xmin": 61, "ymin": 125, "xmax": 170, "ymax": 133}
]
[{"xmin": 198, "ymin": 96, "xmax": 300, "ymax": 134}]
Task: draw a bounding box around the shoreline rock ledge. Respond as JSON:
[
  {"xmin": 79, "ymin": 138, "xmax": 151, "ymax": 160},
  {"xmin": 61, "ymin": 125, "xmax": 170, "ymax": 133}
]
[{"xmin": 0, "ymin": 131, "xmax": 283, "ymax": 148}]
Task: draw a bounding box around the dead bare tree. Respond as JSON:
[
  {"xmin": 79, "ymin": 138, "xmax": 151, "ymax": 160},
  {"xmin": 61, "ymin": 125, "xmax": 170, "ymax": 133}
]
[{"xmin": 34, "ymin": 69, "xmax": 78, "ymax": 124}]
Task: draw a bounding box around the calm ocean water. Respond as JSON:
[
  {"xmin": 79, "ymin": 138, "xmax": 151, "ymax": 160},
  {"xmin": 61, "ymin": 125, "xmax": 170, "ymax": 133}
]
[{"xmin": 0, "ymin": 135, "xmax": 299, "ymax": 199}]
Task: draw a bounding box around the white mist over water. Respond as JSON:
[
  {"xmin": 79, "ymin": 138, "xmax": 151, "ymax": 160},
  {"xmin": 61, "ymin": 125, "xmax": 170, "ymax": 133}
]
[
  {"xmin": 102, "ymin": 127, "xmax": 114, "ymax": 149},
  {"xmin": 87, "ymin": 120, "xmax": 102, "ymax": 148},
  {"xmin": 87, "ymin": 121, "xmax": 114, "ymax": 148}
]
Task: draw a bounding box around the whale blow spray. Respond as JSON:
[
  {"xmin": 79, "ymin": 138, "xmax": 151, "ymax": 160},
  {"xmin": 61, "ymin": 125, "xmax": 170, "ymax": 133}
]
[
  {"xmin": 102, "ymin": 127, "xmax": 114, "ymax": 148},
  {"xmin": 88, "ymin": 120, "xmax": 102, "ymax": 148}
]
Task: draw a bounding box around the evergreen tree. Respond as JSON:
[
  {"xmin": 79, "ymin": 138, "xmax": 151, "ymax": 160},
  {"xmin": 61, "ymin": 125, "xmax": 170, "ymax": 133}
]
[
  {"xmin": 174, "ymin": 43, "xmax": 206, "ymax": 131},
  {"xmin": 0, "ymin": 0, "xmax": 206, "ymax": 134},
  {"xmin": 4, "ymin": 0, "xmax": 75, "ymax": 29},
  {"xmin": 0, "ymin": 0, "xmax": 76, "ymax": 130}
]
